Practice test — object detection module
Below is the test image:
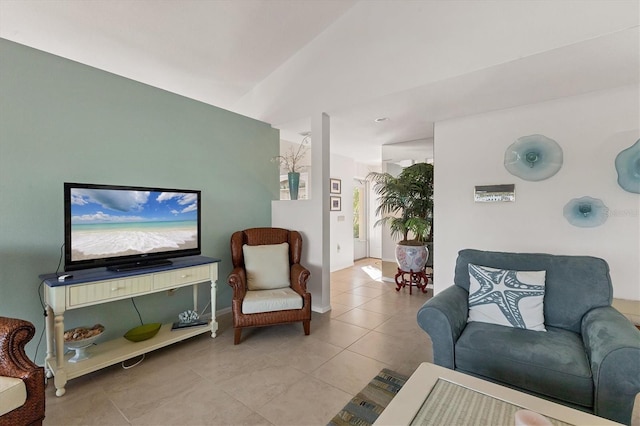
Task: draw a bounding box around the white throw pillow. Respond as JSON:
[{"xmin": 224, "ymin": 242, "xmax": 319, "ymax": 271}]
[
  {"xmin": 467, "ymin": 263, "xmax": 546, "ymax": 331},
  {"xmin": 243, "ymin": 242, "xmax": 290, "ymax": 290}
]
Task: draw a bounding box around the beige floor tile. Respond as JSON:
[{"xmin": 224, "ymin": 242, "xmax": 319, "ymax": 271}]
[
  {"xmin": 346, "ymin": 330, "xmax": 432, "ymax": 377},
  {"xmin": 374, "ymin": 310, "xmax": 426, "ymax": 339},
  {"xmin": 358, "ymin": 297, "xmax": 406, "ymax": 315},
  {"xmin": 103, "ymin": 363, "xmax": 205, "ymax": 421},
  {"xmin": 189, "ymin": 342, "xmax": 266, "ymax": 382},
  {"xmin": 334, "ymin": 308, "xmax": 392, "ymax": 330},
  {"xmin": 309, "ymin": 318, "xmax": 370, "ymax": 348},
  {"xmin": 235, "ymin": 412, "xmax": 275, "ymax": 426},
  {"xmin": 131, "ymin": 380, "xmax": 255, "ymax": 425},
  {"xmin": 44, "ymin": 388, "xmax": 128, "ymax": 425},
  {"xmin": 330, "ymin": 292, "xmax": 373, "ymax": 308},
  {"xmin": 346, "ymin": 284, "xmax": 387, "ymax": 298},
  {"xmin": 263, "ymin": 336, "xmax": 343, "ymax": 373},
  {"xmin": 257, "ymin": 375, "xmax": 352, "ymax": 426},
  {"xmin": 217, "ymin": 357, "xmax": 307, "ymax": 411},
  {"xmin": 327, "ymin": 302, "xmax": 353, "ymax": 318},
  {"xmin": 310, "ymin": 350, "xmax": 390, "ymax": 395}
]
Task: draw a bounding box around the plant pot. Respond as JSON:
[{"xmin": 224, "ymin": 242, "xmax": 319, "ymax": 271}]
[
  {"xmin": 288, "ymin": 172, "xmax": 300, "ymax": 200},
  {"xmin": 395, "ymin": 243, "xmax": 429, "ymax": 272}
]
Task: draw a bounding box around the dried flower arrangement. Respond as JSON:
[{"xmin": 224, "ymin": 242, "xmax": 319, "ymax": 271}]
[{"xmin": 272, "ymin": 134, "xmax": 311, "ymax": 173}]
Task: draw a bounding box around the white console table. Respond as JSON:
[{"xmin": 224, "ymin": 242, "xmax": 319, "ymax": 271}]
[{"xmin": 40, "ymin": 255, "xmax": 219, "ymax": 397}]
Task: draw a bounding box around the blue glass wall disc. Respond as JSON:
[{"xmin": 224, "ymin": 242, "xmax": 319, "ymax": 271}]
[
  {"xmin": 615, "ymin": 139, "xmax": 640, "ymax": 194},
  {"xmin": 563, "ymin": 196, "xmax": 608, "ymax": 228},
  {"xmin": 504, "ymin": 134, "xmax": 563, "ymax": 181}
]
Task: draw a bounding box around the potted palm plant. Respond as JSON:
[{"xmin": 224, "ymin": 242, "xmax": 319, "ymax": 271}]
[{"xmin": 368, "ymin": 162, "xmax": 434, "ymax": 272}]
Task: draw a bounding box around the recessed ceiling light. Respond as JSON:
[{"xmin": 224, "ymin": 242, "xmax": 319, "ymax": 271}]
[{"xmin": 374, "ymin": 117, "xmax": 389, "ymax": 123}]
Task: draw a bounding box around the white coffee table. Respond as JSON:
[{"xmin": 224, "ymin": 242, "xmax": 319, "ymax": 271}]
[{"xmin": 375, "ymin": 363, "xmax": 621, "ymax": 425}]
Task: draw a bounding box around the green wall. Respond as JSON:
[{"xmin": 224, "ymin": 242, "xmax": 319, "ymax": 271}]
[{"xmin": 0, "ymin": 39, "xmax": 279, "ymax": 363}]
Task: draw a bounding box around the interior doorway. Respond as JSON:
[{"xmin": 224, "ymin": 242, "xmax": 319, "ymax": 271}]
[{"xmin": 353, "ymin": 178, "xmax": 368, "ymax": 260}]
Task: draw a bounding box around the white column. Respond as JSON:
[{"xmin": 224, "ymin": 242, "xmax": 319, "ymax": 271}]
[{"xmin": 272, "ymin": 112, "xmax": 331, "ymax": 313}]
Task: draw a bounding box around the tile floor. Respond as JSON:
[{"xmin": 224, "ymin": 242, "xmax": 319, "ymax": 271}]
[{"xmin": 43, "ymin": 258, "xmax": 434, "ymax": 425}]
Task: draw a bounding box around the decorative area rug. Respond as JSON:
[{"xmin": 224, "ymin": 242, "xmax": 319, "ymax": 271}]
[{"xmin": 328, "ymin": 368, "xmax": 408, "ymax": 426}]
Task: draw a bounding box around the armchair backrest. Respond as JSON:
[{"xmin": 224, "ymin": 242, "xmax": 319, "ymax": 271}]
[
  {"xmin": 231, "ymin": 227, "xmax": 303, "ymax": 268},
  {"xmin": 454, "ymin": 249, "xmax": 613, "ymax": 333}
]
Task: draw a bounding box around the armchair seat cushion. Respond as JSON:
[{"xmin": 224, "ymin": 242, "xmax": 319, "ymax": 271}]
[
  {"xmin": 0, "ymin": 376, "xmax": 26, "ymax": 416},
  {"xmin": 242, "ymin": 288, "xmax": 303, "ymax": 314},
  {"xmin": 456, "ymin": 322, "xmax": 593, "ymax": 407}
]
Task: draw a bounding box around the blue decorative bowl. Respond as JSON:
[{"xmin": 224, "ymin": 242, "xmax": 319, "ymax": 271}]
[
  {"xmin": 615, "ymin": 139, "xmax": 640, "ymax": 194},
  {"xmin": 504, "ymin": 134, "xmax": 563, "ymax": 181}
]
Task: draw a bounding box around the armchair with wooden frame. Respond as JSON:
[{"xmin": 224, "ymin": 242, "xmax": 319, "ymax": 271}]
[
  {"xmin": 227, "ymin": 227, "xmax": 311, "ymax": 344},
  {"xmin": 0, "ymin": 316, "xmax": 45, "ymax": 426}
]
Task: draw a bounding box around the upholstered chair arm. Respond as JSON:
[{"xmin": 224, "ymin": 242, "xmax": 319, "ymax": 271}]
[
  {"xmin": 0, "ymin": 317, "xmax": 38, "ymax": 379},
  {"xmin": 416, "ymin": 285, "xmax": 469, "ymax": 369},
  {"xmin": 290, "ymin": 263, "xmax": 310, "ymax": 295},
  {"xmin": 581, "ymin": 306, "xmax": 640, "ymax": 425},
  {"xmin": 0, "ymin": 316, "xmax": 45, "ymax": 425},
  {"xmin": 227, "ymin": 267, "xmax": 247, "ymax": 300}
]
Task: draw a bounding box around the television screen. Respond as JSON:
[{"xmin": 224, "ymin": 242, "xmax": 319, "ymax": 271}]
[{"xmin": 64, "ymin": 183, "xmax": 201, "ymax": 271}]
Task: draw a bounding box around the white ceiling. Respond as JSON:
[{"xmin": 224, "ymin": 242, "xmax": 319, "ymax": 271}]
[{"xmin": 1, "ymin": 0, "xmax": 638, "ymax": 165}]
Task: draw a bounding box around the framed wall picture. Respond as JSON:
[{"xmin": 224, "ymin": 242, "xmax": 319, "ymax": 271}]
[
  {"xmin": 330, "ymin": 196, "xmax": 341, "ymax": 211},
  {"xmin": 330, "ymin": 178, "xmax": 341, "ymax": 194}
]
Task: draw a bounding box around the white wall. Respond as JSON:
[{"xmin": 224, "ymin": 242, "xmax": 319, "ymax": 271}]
[
  {"xmin": 434, "ymin": 85, "xmax": 640, "ymax": 300},
  {"xmin": 330, "ymin": 153, "xmax": 355, "ymax": 272}
]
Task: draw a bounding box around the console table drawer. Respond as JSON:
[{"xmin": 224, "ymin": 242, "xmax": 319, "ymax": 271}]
[
  {"xmin": 154, "ymin": 265, "xmax": 210, "ymax": 290},
  {"xmin": 68, "ymin": 276, "xmax": 153, "ymax": 307}
]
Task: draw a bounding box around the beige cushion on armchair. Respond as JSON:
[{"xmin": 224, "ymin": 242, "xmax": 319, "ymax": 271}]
[
  {"xmin": 242, "ymin": 288, "xmax": 303, "ymax": 314},
  {"xmin": 0, "ymin": 376, "xmax": 27, "ymax": 416},
  {"xmin": 243, "ymin": 242, "xmax": 290, "ymax": 290}
]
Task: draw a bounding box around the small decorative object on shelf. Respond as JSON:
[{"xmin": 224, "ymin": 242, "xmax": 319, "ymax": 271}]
[
  {"xmin": 172, "ymin": 310, "xmax": 208, "ymax": 330},
  {"xmin": 64, "ymin": 324, "xmax": 104, "ymax": 363},
  {"xmin": 272, "ymin": 133, "xmax": 311, "ymax": 200},
  {"xmin": 615, "ymin": 139, "xmax": 640, "ymax": 194},
  {"xmin": 504, "ymin": 134, "xmax": 563, "ymax": 181},
  {"xmin": 563, "ymin": 196, "xmax": 609, "ymax": 228},
  {"xmin": 123, "ymin": 323, "xmax": 161, "ymax": 342},
  {"xmin": 179, "ymin": 309, "xmax": 199, "ymax": 323}
]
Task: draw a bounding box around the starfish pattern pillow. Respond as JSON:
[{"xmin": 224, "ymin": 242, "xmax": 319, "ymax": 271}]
[{"xmin": 468, "ymin": 264, "xmax": 546, "ymax": 331}]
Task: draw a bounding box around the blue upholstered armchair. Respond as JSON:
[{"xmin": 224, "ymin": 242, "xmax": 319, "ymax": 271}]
[{"xmin": 417, "ymin": 249, "xmax": 640, "ymax": 425}]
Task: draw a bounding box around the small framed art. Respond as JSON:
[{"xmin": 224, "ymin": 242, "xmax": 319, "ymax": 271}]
[
  {"xmin": 330, "ymin": 196, "xmax": 341, "ymax": 211},
  {"xmin": 330, "ymin": 178, "xmax": 341, "ymax": 194}
]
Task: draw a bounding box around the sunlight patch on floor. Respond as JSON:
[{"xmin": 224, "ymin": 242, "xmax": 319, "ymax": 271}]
[{"xmin": 361, "ymin": 265, "xmax": 382, "ymax": 280}]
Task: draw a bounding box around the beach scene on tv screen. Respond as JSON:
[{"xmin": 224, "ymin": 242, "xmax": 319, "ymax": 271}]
[{"xmin": 70, "ymin": 188, "xmax": 198, "ymax": 261}]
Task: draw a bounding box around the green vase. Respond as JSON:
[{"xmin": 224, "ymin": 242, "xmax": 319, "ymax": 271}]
[{"xmin": 288, "ymin": 172, "xmax": 300, "ymax": 200}]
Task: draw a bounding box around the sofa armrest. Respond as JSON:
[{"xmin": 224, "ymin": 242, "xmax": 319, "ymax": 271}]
[
  {"xmin": 416, "ymin": 285, "xmax": 469, "ymax": 369},
  {"xmin": 582, "ymin": 306, "xmax": 640, "ymax": 425}
]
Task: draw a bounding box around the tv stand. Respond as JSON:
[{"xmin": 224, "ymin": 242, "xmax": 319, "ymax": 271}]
[
  {"xmin": 106, "ymin": 258, "xmax": 173, "ymax": 272},
  {"xmin": 40, "ymin": 255, "xmax": 219, "ymax": 397}
]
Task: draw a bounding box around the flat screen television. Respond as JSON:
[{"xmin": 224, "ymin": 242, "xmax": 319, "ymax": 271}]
[{"xmin": 64, "ymin": 182, "xmax": 201, "ymax": 272}]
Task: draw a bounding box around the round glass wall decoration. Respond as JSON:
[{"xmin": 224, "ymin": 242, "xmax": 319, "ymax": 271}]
[
  {"xmin": 563, "ymin": 196, "xmax": 608, "ymax": 228},
  {"xmin": 614, "ymin": 139, "xmax": 640, "ymax": 194},
  {"xmin": 504, "ymin": 134, "xmax": 563, "ymax": 181}
]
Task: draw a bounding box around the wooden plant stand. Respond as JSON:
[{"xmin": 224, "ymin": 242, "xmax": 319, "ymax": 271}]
[{"xmin": 394, "ymin": 267, "xmax": 431, "ymax": 294}]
